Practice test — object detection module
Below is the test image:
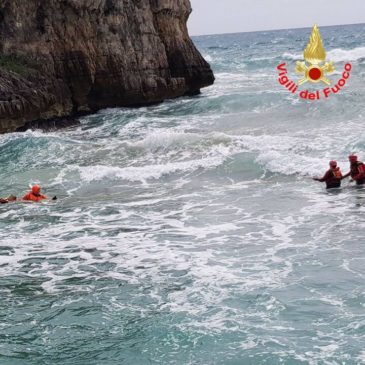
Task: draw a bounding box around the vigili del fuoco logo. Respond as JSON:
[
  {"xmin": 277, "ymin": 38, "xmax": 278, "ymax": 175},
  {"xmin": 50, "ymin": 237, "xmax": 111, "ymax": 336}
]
[{"xmin": 277, "ymin": 24, "xmax": 352, "ymax": 100}]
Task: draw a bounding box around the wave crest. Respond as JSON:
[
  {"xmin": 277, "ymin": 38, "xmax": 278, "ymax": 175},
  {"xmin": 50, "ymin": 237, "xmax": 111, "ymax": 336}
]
[{"xmin": 283, "ymin": 46, "xmax": 365, "ymax": 63}]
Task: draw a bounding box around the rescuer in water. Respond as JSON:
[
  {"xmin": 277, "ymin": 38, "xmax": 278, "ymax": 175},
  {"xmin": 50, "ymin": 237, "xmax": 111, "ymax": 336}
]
[
  {"xmin": 342, "ymin": 155, "xmax": 365, "ymax": 185},
  {"xmin": 22, "ymin": 185, "xmax": 49, "ymax": 202},
  {"xmin": 313, "ymin": 160, "xmax": 343, "ymax": 189},
  {"xmin": 0, "ymin": 185, "xmax": 57, "ymax": 204}
]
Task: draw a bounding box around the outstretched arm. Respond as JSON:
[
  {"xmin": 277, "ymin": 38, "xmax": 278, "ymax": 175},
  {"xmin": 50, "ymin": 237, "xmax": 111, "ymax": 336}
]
[{"xmin": 313, "ymin": 171, "xmax": 330, "ymax": 182}]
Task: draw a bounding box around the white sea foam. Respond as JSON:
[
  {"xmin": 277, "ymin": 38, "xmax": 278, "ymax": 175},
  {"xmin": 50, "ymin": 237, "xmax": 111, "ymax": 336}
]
[
  {"xmin": 283, "ymin": 46, "xmax": 365, "ymax": 63},
  {"xmin": 327, "ymin": 47, "xmax": 365, "ymax": 62},
  {"xmin": 358, "ymin": 351, "xmax": 365, "ymax": 364},
  {"xmin": 76, "ymin": 156, "xmax": 225, "ymax": 183},
  {"xmin": 204, "ymin": 54, "xmax": 213, "ymax": 62},
  {"xmin": 51, "ymin": 125, "xmax": 365, "ymax": 187}
]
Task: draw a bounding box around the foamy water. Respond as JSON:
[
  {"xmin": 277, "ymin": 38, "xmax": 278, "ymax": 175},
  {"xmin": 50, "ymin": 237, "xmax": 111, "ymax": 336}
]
[{"xmin": 1, "ymin": 23, "xmax": 365, "ymax": 364}]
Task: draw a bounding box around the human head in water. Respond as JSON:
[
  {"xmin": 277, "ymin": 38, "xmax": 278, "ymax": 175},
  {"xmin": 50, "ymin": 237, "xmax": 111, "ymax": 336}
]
[
  {"xmin": 32, "ymin": 185, "xmax": 41, "ymax": 196},
  {"xmin": 329, "ymin": 160, "xmax": 337, "ymax": 168},
  {"xmin": 7, "ymin": 195, "xmax": 17, "ymax": 202},
  {"xmin": 349, "ymin": 155, "xmax": 358, "ymax": 163}
]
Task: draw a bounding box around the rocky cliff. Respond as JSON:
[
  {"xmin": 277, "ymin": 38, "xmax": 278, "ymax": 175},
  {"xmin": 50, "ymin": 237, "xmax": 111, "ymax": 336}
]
[{"xmin": 0, "ymin": 0, "xmax": 214, "ymax": 133}]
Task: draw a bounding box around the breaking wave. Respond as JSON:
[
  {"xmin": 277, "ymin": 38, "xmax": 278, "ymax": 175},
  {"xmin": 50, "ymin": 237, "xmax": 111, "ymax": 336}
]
[{"xmin": 283, "ymin": 46, "xmax": 365, "ymax": 63}]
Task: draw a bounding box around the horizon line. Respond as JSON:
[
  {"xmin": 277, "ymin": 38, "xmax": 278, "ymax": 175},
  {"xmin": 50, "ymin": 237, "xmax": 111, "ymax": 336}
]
[{"xmin": 190, "ymin": 21, "xmax": 365, "ymax": 37}]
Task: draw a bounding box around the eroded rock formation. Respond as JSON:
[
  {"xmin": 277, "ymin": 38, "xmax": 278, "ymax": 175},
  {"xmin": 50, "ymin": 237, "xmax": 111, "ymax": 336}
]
[{"xmin": 0, "ymin": 0, "xmax": 214, "ymax": 133}]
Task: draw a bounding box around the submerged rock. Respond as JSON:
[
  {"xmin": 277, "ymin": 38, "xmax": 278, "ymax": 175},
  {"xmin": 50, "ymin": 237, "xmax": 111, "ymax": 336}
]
[{"xmin": 0, "ymin": 0, "xmax": 214, "ymax": 133}]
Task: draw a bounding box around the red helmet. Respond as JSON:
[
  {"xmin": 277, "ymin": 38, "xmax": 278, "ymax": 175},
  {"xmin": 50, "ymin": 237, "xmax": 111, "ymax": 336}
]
[
  {"xmin": 349, "ymin": 155, "xmax": 358, "ymax": 162},
  {"xmin": 329, "ymin": 160, "xmax": 337, "ymax": 167},
  {"xmin": 32, "ymin": 185, "xmax": 41, "ymax": 194}
]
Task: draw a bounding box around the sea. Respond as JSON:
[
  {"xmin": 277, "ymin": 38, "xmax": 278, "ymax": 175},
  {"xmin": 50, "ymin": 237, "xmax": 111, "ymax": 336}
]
[{"xmin": 1, "ymin": 23, "xmax": 365, "ymax": 365}]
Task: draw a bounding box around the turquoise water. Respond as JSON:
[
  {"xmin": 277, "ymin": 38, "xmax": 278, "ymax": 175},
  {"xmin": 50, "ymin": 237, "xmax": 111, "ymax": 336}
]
[{"xmin": 1, "ymin": 24, "xmax": 365, "ymax": 364}]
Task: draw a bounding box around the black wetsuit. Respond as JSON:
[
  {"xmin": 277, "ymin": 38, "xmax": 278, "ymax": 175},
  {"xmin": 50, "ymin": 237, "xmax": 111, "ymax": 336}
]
[{"xmin": 317, "ymin": 168, "xmax": 342, "ymax": 189}]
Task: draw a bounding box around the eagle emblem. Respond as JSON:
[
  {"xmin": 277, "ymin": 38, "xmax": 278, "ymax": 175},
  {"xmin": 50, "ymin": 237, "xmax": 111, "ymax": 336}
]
[{"xmin": 295, "ymin": 24, "xmax": 335, "ymax": 85}]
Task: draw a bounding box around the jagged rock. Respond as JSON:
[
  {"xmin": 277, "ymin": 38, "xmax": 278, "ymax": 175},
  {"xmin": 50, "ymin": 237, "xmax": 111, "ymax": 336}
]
[{"xmin": 0, "ymin": 0, "xmax": 214, "ymax": 133}]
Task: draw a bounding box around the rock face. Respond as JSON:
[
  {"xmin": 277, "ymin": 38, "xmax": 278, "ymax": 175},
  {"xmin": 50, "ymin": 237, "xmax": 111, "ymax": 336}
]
[{"xmin": 0, "ymin": 0, "xmax": 214, "ymax": 133}]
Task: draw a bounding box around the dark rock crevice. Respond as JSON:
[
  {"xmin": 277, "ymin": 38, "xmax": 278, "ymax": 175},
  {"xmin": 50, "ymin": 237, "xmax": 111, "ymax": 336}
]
[{"xmin": 0, "ymin": 0, "xmax": 214, "ymax": 133}]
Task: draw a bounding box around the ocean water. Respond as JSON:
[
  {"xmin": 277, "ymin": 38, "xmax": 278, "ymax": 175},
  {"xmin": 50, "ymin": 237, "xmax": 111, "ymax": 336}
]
[{"xmin": 1, "ymin": 23, "xmax": 365, "ymax": 364}]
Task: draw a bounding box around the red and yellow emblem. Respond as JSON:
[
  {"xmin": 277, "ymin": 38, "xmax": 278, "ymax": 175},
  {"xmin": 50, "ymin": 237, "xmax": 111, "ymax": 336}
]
[{"xmin": 295, "ymin": 24, "xmax": 335, "ymax": 85}]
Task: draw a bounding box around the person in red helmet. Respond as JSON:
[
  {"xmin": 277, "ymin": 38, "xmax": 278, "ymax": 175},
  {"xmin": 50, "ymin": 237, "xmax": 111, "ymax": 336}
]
[
  {"xmin": 22, "ymin": 185, "xmax": 49, "ymax": 202},
  {"xmin": 313, "ymin": 160, "xmax": 343, "ymax": 189},
  {"xmin": 342, "ymin": 155, "xmax": 365, "ymax": 185}
]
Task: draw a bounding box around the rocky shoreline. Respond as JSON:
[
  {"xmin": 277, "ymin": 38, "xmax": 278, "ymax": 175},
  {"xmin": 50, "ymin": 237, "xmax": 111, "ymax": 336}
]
[{"xmin": 0, "ymin": 0, "xmax": 214, "ymax": 134}]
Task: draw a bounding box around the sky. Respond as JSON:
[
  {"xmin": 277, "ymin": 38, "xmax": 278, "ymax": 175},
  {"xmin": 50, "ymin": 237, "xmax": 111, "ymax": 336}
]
[{"xmin": 188, "ymin": 0, "xmax": 365, "ymax": 36}]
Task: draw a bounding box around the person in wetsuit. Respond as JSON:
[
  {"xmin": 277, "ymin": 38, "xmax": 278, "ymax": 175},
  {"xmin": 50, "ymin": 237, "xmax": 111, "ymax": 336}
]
[
  {"xmin": 313, "ymin": 160, "xmax": 342, "ymax": 189},
  {"xmin": 342, "ymin": 155, "xmax": 365, "ymax": 186}
]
